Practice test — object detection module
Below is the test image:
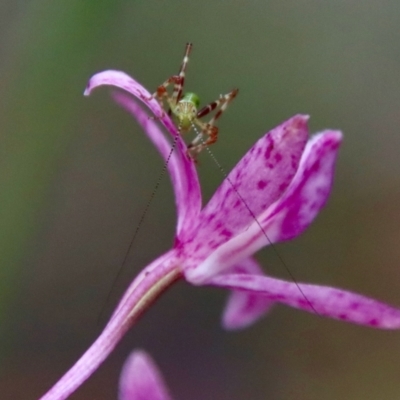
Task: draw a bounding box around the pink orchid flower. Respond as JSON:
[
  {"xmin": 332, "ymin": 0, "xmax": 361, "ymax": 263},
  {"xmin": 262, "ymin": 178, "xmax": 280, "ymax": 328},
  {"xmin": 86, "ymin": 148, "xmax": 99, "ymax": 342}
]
[
  {"xmin": 40, "ymin": 70, "xmax": 400, "ymax": 400},
  {"xmin": 119, "ymin": 350, "xmax": 172, "ymax": 400}
]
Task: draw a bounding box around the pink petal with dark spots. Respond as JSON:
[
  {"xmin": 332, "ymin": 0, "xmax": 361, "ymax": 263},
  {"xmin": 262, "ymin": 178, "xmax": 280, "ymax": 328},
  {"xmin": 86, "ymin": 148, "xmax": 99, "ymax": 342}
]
[
  {"xmin": 210, "ymin": 273, "xmax": 400, "ymax": 329},
  {"xmin": 119, "ymin": 350, "xmax": 172, "ymax": 400},
  {"xmin": 221, "ymin": 257, "xmax": 274, "ymax": 330},
  {"xmin": 185, "ymin": 131, "xmax": 342, "ymax": 283},
  {"xmin": 112, "ymin": 92, "xmax": 201, "ymax": 234},
  {"xmin": 263, "ymin": 130, "xmax": 343, "ymax": 242},
  {"xmin": 180, "ymin": 115, "xmax": 308, "ymax": 270}
]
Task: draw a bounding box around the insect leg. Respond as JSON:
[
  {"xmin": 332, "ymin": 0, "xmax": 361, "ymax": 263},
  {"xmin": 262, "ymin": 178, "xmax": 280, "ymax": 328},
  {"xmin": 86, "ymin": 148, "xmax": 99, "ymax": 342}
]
[
  {"xmin": 151, "ymin": 43, "xmax": 193, "ymax": 115},
  {"xmin": 172, "ymin": 42, "xmax": 193, "ymax": 104},
  {"xmin": 187, "ymin": 88, "xmax": 238, "ymax": 156},
  {"xmin": 197, "ymin": 88, "xmax": 238, "ymax": 121},
  {"xmin": 152, "ymin": 75, "xmax": 182, "ymax": 111}
]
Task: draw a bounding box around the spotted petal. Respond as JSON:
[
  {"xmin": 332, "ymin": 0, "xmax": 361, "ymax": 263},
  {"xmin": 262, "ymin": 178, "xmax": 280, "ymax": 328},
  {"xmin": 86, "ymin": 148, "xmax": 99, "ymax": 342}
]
[
  {"xmin": 210, "ymin": 273, "xmax": 400, "ymax": 329},
  {"xmin": 221, "ymin": 257, "xmax": 274, "ymax": 330},
  {"xmin": 264, "ymin": 130, "xmax": 342, "ymax": 242},
  {"xmin": 180, "ymin": 115, "xmax": 309, "ymax": 271},
  {"xmin": 119, "ymin": 350, "xmax": 172, "ymax": 400},
  {"xmin": 186, "ymin": 130, "xmax": 342, "ymax": 283}
]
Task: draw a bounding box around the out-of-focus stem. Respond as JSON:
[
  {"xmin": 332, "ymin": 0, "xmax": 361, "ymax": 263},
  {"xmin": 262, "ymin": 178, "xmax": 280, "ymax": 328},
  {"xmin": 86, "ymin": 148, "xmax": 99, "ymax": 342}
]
[{"xmin": 40, "ymin": 252, "xmax": 182, "ymax": 400}]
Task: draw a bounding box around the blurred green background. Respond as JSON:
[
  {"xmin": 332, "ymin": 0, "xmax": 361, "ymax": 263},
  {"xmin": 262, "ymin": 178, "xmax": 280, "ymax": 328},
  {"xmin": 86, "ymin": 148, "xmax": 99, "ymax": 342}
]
[{"xmin": 1, "ymin": 1, "xmax": 400, "ymax": 399}]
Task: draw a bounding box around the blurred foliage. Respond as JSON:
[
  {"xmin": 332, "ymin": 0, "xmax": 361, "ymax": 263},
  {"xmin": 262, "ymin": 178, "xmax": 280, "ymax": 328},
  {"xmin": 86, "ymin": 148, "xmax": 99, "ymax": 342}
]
[{"xmin": 0, "ymin": 0, "xmax": 121, "ymax": 323}]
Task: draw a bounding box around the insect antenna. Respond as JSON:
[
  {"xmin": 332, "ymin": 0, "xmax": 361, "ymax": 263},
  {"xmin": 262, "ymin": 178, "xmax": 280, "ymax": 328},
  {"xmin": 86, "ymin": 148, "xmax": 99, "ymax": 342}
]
[
  {"xmin": 96, "ymin": 130, "xmax": 180, "ymax": 325},
  {"xmin": 190, "ymin": 121, "xmax": 322, "ymax": 318}
]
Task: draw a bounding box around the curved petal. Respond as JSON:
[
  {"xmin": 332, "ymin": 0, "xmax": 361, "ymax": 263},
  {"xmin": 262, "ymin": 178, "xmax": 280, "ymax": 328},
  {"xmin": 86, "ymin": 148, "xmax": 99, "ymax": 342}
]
[
  {"xmin": 39, "ymin": 252, "xmax": 181, "ymax": 400},
  {"xmin": 221, "ymin": 257, "xmax": 274, "ymax": 330},
  {"xmin": 85, "ymin": 70, "xmax": 180, "ymax": 144},
  {"xmin": 185, "ymin": 130, "xmax": 342, "ymax": 283},
  {"xmin": 180, "ymin": 115, "xmax": 309, "ymax": 270},
  {"xmin": 119, "ymin": 351, "xmax": 172, "ymax": 400},
  {"xmin": 112, "ymin": 92, "xmax": 201, "ymax": 235},
  {"xmin": 210, "ymin": 273, "xmax": 400, "ymax": 329}
]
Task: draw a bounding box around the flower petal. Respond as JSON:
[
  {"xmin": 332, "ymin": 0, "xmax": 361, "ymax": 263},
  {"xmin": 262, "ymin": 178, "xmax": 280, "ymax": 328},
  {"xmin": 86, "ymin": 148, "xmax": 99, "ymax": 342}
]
[
  {"xmin": 210, "ymin": 273, "xmax": 400, "ymax": 329},
  {"xmin": 85, "ymin": 70, "xmax": 202, "ymax": 234},
  {"xmin": 119, "ymin": 350, "xmax": 172, "ymax": 400},
  {"xmin": 221, "ymin": 257, "xmax": 274, "ymax": 330},
  {"xmin": 186, "ymin": 130, "xmax": 342, "ymax": 283},
  {"xmin": 264, "ymin": 130, "xmax": 343, "ymax": 242},
  {"xmin": 85, "ymin": 70, "xmax": 179, "ymax": 144},
  {"xmin": 203, "ymin": 115, "xmax": 309, "ymax": 235},
  {"xmin": 39, "ymin": 251, "xmax": 180, "ymax": 400},
  {"xmin": 112, "ymin": 92, "xmax": 201, "ymax": 235},
  {"xmin": 180, "ymin": 115, "xmax": 309, "ymax": 271}
]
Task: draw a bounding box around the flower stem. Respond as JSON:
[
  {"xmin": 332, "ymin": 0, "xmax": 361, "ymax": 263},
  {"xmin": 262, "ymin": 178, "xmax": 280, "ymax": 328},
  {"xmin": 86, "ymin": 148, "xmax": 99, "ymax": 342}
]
[{"xmin": 40, "ymin": 252, "xmax": 181, "ymax": 400}]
